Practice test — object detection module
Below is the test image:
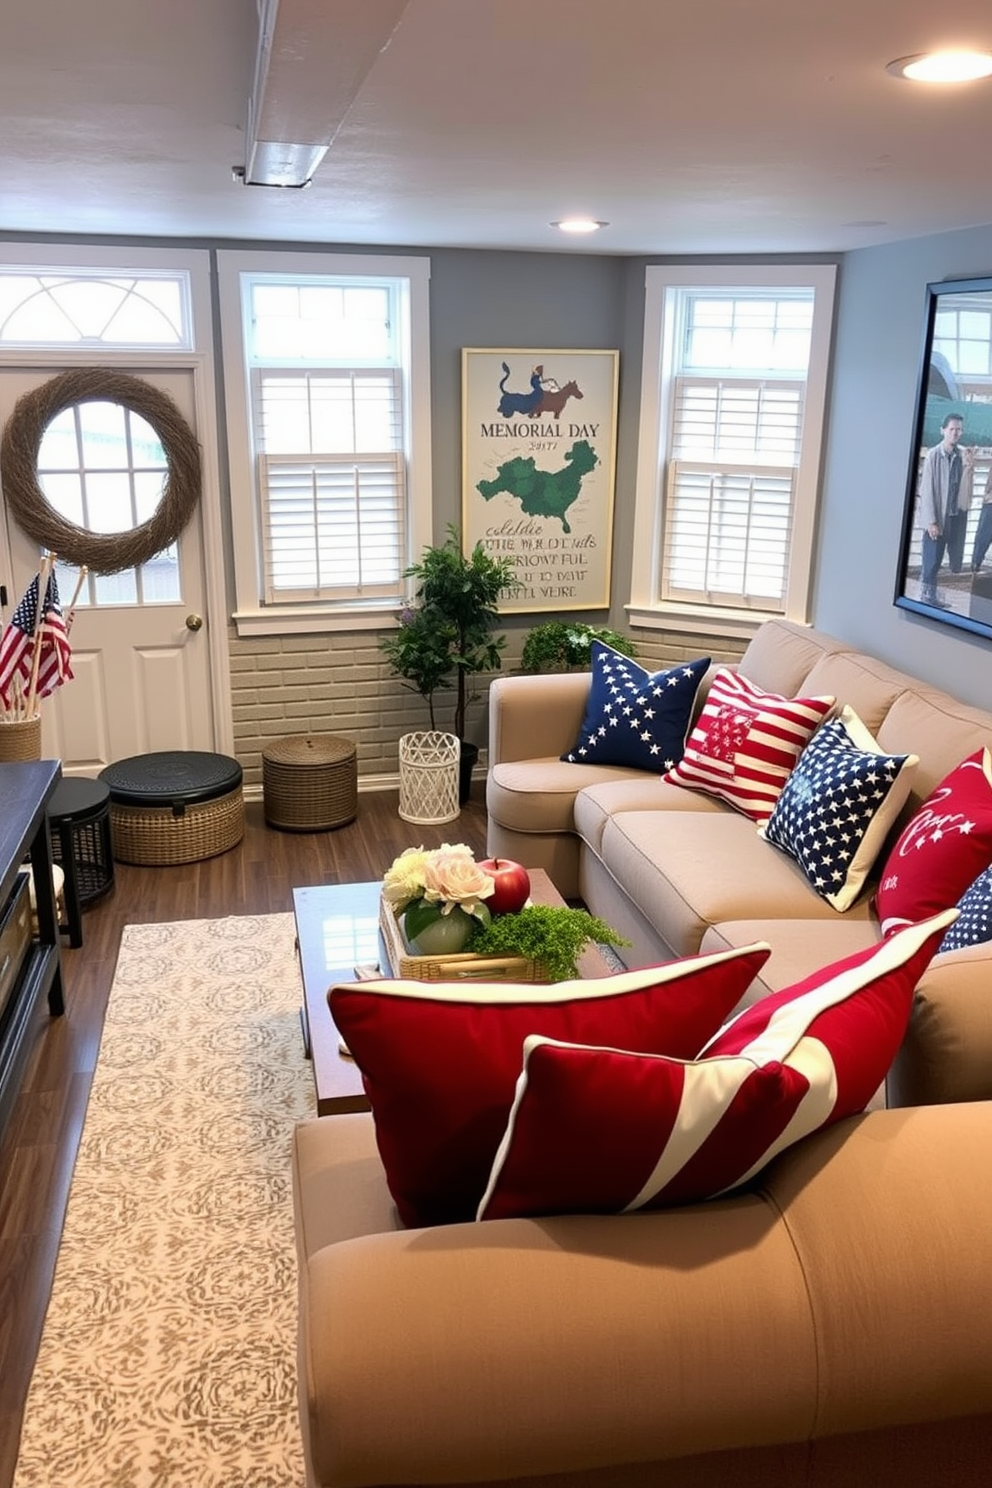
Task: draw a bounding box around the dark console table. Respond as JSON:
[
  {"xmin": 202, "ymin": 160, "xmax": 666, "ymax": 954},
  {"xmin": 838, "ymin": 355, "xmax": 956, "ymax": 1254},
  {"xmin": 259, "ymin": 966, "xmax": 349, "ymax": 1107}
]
[{"xmin": 0, "ymin": 760, "xmax": 65, "ymax": 1134}]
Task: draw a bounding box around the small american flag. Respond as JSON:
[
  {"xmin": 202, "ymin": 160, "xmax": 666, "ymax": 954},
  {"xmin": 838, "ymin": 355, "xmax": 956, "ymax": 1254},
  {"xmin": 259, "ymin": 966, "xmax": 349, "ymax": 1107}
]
[{"xmin": 0, "ymin": 572, "xmax": 73, "ymax": 709}]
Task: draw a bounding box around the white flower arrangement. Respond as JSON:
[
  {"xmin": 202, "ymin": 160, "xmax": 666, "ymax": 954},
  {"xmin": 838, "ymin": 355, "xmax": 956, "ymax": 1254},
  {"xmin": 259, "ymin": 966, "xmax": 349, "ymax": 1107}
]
[{"xmin": 382, "ymin": 844, "xmax": 495, "ymax": 931}]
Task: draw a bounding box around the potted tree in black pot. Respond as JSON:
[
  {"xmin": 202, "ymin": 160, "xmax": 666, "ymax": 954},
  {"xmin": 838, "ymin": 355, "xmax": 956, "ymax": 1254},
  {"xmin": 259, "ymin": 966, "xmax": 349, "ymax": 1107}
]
[{"xmin": 381, "ymin": 526, "xmax": 519, "ymax": 804}]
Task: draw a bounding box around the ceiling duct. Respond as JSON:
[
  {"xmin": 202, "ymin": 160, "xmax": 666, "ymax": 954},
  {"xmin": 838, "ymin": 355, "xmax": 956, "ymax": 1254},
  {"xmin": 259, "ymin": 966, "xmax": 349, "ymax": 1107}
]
[{"xmin": 243, "ymin": 0, "xmax": 410, "ymax": 188}]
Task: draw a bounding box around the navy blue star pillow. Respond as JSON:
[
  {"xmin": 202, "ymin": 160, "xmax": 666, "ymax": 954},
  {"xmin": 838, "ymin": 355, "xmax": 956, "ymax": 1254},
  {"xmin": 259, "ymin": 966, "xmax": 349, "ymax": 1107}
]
[
  {"xmin": 561, "ymin": 644, "xmax": 711, "ymax": 772},
  {"xmin": 940, "ymin": 866, "xmax": 992, "ymax": 953},
  {"xmin": 760, "ymin": 705, "xmax": 918, "ymax": 912}
]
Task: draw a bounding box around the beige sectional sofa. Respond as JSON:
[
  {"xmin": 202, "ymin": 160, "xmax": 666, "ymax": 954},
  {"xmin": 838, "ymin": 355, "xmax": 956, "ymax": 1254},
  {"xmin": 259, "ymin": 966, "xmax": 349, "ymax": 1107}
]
[
  {"xmin": 292, "ymin": 619, "xmax": 992, "ymax": 1487},
  {"xmin": 486, "ymin": 617, "xmax": 992, "ymax": 1105}
]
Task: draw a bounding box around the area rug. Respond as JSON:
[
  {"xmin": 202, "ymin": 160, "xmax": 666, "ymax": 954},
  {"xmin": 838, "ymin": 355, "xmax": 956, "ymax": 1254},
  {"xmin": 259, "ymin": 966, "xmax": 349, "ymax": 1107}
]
[{"xmin": 14, "ymin": 913, "xmax": 314, "ymax": 1488}]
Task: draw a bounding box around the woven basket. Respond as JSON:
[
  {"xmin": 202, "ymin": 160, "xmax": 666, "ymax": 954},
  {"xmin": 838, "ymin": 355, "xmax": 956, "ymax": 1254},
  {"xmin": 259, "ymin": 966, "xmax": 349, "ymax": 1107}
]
[
  {"xmin": 109, "ymin": 785, "xmax": 245, "ymax": 866},
  {"xmin": 263, "ymin": 734, "xmax": 357, "ymax": 831},
  {"xmin": 398, "ymin": 731, "xmax": 461, "ymax": 826},
  {"xmin": 0, "ymin": 713, "xmax": 42, "ymax": 762},
  {"xmin": 378, "ymin": 894, "xmax": 548, "ymax": 983}
]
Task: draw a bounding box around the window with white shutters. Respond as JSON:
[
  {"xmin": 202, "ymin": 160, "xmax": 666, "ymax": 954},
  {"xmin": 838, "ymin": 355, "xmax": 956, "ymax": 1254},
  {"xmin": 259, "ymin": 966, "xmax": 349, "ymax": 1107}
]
[
  {"xmin": 664, "ymin": 376, "xmax": 804, "ymax": 607},
  {"xmin": 217, "ymin": 251, "xmax": 431, "ymax": 634},
  {"xmin": 254, "ymin": 367, "xmax": 405, "ymax": 602},
  {"xmin": 630, "ymin": 265, "xmax": 836, "ymax": 638}
]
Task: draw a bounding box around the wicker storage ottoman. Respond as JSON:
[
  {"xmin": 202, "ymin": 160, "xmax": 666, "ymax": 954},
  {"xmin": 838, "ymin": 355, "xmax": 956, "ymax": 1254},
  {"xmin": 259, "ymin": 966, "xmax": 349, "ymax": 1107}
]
[
  {"xmin": 99, "ymin": 751, "xmax": 245, "ymax": 866},
  {"xmin": 263, "ymin": 734, "xmax": 357, "ymax": 832}
]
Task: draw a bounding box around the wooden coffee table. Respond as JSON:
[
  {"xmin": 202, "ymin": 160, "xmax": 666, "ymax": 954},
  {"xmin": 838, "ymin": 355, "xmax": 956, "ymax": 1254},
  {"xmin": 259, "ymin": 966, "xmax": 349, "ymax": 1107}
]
[{"xmin": 293, "ymin": 869, "xmax": 615, "ymax": 1116}]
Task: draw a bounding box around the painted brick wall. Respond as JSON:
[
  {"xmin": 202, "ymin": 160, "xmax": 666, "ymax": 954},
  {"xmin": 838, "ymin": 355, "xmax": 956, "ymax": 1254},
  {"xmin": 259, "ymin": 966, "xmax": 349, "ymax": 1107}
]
[{"xmin": 227, "ymin": 626, "xmax": 747, "ymax": 793}]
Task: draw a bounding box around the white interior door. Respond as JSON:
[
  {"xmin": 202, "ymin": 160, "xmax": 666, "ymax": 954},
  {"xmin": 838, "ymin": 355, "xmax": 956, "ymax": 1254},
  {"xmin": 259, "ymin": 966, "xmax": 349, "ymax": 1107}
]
[{"xmin": 1, "ymin": 365, "xmax": 216, "ymax": 773}]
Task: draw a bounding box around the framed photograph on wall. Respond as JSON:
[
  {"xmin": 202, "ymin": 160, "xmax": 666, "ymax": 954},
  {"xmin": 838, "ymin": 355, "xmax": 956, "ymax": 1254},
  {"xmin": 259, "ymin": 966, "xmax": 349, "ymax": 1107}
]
[
  {"xmin": 461, "ymin": 347, "xmax": 619, "ymax": 613},
  {"xmin": 895, "ymin": 276, "xmax": 992, "ymax": 639}
]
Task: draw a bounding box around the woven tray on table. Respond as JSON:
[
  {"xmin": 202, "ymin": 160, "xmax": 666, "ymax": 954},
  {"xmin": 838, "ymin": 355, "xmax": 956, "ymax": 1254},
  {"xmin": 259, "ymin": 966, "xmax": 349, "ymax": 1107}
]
[{"xmin": 378, "ymin": 895, "xmax": 549, "ymax": 983}]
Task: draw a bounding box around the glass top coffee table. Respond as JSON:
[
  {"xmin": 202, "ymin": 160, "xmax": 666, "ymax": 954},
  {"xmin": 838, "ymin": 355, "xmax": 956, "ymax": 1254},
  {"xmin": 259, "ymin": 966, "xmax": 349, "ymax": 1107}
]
[{"xmin": 293, "ymin": 869, "xmax": 616, "ymax": 1116}]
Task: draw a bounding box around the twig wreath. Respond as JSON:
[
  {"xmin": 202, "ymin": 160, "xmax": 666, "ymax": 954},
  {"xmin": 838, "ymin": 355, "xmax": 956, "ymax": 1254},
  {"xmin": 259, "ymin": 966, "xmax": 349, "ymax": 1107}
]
[{"xmin": 0, "ymin": 368, "xmax": 202, "ymax": 574}]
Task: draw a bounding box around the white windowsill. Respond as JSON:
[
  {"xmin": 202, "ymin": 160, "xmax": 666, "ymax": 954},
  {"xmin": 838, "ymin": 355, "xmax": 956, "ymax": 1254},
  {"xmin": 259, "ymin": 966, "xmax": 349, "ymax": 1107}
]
[
  {"xmin": 232, "ymin": 607, "xmax": 397, "ymax": 638},
  {"xmin": 625, "ymin": 602, "xmax": 789, "ymax": 643}
]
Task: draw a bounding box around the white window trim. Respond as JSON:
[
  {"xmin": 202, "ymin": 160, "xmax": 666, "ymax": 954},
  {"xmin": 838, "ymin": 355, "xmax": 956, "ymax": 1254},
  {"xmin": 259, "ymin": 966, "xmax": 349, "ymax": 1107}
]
[
  {"xmin": 628, "ymin": 263, "xmax": 837, "ymax": 641},
  {"xmin": 216, "ymin": 249, "xmax": 432, "ymax": 637}
]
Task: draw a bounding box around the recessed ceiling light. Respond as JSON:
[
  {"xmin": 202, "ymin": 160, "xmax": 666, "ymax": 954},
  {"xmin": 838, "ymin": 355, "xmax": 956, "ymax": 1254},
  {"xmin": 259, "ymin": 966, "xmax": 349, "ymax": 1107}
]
[
  {"xmin": 552, "ymin": 217, "xmax": 608, "ymax": 235},
  {"xmin": 886, "ymin": 50, "xmax": 992, "ymax": 82}
]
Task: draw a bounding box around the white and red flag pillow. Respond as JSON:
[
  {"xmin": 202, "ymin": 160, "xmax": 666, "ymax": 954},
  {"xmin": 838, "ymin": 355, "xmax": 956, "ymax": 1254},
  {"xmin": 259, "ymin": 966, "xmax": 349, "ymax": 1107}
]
[
  {"xmin": 329, "ymin": 943, "xmax": 771, "ymax": 1228},
  {"xmin": 875, "ymin": 748, "xmax": 992, "ymax": 937},
  {"xmin": 662, "ymin": 668, "xmax": 834, "ymax": 824},
  {"xmin": 477, "ymin": 911, "xmax": 955, "ymax": 1221}
]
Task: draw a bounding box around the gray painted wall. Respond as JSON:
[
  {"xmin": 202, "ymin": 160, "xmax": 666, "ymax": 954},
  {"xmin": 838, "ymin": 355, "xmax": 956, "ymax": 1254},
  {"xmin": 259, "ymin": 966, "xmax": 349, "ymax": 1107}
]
[
  {"xmin": 424, "ymin": 247, "xmax": 631, "ymax": 653},
  {"xmin": 814, "ymin": 226, "xmax": 992, "ymax": 708}
]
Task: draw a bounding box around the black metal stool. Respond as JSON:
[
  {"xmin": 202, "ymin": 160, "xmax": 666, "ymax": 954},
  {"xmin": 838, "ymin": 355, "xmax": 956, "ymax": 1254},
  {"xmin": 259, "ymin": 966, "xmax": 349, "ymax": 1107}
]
[{"xmin": 48, "ymin": 777, "xmax": 115, "ymax": 946}]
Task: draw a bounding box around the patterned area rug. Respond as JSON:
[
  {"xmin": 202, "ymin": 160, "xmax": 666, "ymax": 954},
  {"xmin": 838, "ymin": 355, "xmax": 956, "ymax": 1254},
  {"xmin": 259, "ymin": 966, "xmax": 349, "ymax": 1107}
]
[{"xmin": 14, "ymin": 913, "xmax": 314, "ymax": 1488}]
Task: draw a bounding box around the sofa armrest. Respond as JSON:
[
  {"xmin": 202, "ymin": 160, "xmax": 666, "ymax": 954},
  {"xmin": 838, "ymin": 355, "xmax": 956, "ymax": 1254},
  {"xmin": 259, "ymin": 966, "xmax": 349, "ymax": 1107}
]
[
  {"xmin": 487, "ymin": 671, "xmax": 590, "ymax": 765},
  {"xmin": 887, "ymin": 944, "xmax": 992, "ymax": 1107},
  {"xmin": 301, "ymin": 1192, "xmax": 816, "ymax": 1487}
]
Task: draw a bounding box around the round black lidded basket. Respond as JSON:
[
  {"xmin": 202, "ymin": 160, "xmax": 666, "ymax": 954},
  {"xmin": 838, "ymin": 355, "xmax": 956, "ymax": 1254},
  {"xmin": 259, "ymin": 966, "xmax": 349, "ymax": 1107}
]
[{"xmin": 99, "ymin": 751, "xmax": 245, "ymax": 865}]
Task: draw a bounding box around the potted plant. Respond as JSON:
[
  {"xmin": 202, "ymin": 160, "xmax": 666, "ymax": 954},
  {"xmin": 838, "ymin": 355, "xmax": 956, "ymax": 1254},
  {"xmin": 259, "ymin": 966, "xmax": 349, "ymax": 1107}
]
[
  {"xmin": 519, "ymin": 621, "xmax": 638, "ymax": 673},
  {"xmin": 381, "ymin": 526, "xmax": 519, "ymax": 801}
]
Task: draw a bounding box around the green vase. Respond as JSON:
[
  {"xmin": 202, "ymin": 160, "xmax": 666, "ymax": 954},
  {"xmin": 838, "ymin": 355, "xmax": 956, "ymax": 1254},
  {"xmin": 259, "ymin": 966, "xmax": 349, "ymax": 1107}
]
[{"xmin": 404, "ymin": 903, "xmax": 474, "ymax": 956}]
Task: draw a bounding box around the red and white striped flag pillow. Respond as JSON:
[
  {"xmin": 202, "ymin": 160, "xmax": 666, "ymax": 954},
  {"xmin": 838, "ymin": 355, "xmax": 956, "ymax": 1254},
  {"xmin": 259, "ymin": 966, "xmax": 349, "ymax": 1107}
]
[
  {"xmin": 330, "ymin": 942, "xmax": 772, "ymax": 1227},
  {"xmin": 663, "ymin": 668, "xmax": 834, "ymax": 823},
  {"xmin": 477, "ymin": 910, "xmax": 955, "ymax": 1221}
]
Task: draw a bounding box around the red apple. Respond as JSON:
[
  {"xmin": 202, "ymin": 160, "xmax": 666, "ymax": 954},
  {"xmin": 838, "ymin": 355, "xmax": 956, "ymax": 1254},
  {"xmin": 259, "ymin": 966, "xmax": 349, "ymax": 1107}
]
[{"xmin": 478, "ymin": 857, "xmax": 531, "ymax": 915}]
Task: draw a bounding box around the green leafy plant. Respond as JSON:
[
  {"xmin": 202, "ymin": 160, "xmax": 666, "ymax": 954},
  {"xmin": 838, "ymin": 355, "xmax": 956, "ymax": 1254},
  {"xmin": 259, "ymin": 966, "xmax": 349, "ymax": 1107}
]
[
  {"xmin": 467, "ymin": 904, "xmax": 629, "ymax": 982},
  {"xmin": 381, "ymin": 525, "xmax": 520, "ymax": 736},
  {"xmin": 520, "ymin": 621, "xmax": 638, "ymax": 673}
]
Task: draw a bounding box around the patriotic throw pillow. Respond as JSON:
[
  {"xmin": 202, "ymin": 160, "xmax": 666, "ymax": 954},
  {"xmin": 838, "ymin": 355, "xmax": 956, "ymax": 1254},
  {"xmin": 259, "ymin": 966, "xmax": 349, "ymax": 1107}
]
[
  {"xmin": 940, "ymin": 866, "xmax": 992, "ymax": 953},
  {"xmin": 477, "ymin": 912, "xmax": 955, "ymax": 1221},
  {"xmin": 662, "ymin": 668, "xmax": 834, "ymax": 823},
  {"xmin": 875, "ymin": 749, "xmax": 992, "ymax": 938},
  {"xmin": 329, "ymin": 943, "xmax": 771, "ymax": 1228},
  {"xmin": 561, "ymin": 644, "xmax": 710, "ymax": 771},
  {"xmin": 761, "ymin": 706, "xmax": 918, "ymax": 912}
]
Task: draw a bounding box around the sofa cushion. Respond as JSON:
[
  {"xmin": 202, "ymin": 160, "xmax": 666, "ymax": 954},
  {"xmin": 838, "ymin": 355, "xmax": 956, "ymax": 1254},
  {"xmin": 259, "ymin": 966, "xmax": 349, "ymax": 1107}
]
[
  {"xmin": 874, "ymin": 688, "xmax": 992, "ymax": 804},
  {"xmin": 875, "ymin": 748, "xmax": 992, "ymax": 937},
  {"xmin": 598, "ymin": 809, "xmax": 872, "ymax": 960},
  {"xmin": 940, "ymin": 865, "xmax": 992, "ymax": 953},
  {"xmin": 798, "ymin": 651, "xmax": 914, "ymax": 738},
  {"xmin": 735, "ymin": 617, "xmax": 852, "ymax": 695},
  {"xmin": 477, "ymin": 913, "xmax": 954, "ymax": 1221},
  {"xmin": 701, "ymin": 918, "xmax": 882, "ymax": 998},
  {"xmin": 328, "ymin": 945, "xmax": 772, "ymax": 1228},
  {"xmin": 489, "ymin": 757, "xmax": 650, "ymax": 835},
  {"xmin": 663, "ymin": 668, "xmax": 834, "ymax": 823},
  {"xmin": 561, "ymin": 644, "xmax": 709, "ymax": 771},
  {"xmin": 761, "ymin": 706, "xmax": 918, "ymax": 912},
  {"xmin": 574, "ymin": 775, "xmax": 729, "ymax": 855}
]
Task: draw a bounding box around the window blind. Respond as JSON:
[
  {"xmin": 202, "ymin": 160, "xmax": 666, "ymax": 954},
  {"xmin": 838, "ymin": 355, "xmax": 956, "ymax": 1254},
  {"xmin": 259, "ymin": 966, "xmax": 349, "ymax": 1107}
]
[
  {"xmin": 662, "ymin": 376, "xmax": 804, "ymax": 609},
  {"xmin": 253, "ymin": 367, "xmax": 406, "ymax": 603}
]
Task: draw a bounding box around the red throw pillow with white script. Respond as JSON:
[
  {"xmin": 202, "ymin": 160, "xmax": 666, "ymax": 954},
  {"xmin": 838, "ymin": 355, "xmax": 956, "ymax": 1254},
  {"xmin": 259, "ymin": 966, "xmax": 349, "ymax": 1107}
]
[{"xmin": 875, "ymin": 748, "xmax": 992, "ymax": 937}]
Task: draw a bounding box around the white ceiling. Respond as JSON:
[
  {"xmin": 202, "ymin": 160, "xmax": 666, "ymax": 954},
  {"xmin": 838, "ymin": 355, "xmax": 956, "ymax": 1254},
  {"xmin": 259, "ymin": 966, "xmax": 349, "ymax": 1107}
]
[{"xmin": 4, "ymin": 0, "xmax": 992, "ymax": 256}]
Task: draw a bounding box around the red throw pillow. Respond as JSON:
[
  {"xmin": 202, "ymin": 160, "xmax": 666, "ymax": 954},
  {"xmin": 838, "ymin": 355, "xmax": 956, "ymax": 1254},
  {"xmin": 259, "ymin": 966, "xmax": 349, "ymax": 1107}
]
[
  {"xmin": 663, "ymin": 668, "xmax": 834, "ymax": 824},
  {"xmin": 477, "ymin": 912, "xmax": 954, "ymax": 1221},
  {"xmin": 875, "ymin": 748, "xmax": 992, "ymax": 937},
  {"xmin": 329, "ymin": 944, "xmax": 772, "ymax": 1227}
]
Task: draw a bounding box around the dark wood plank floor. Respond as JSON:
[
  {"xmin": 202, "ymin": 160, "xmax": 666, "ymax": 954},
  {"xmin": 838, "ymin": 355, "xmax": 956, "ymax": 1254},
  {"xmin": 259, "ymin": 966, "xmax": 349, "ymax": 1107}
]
[{"xmin": 0, "ymin": 788, "xmax": 489, "ymax": 1486}]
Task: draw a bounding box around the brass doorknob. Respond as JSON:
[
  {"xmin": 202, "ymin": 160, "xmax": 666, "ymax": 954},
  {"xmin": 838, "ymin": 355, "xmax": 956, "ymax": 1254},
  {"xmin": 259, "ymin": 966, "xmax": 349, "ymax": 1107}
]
[{"xmin": 185, "ymin": 613, "xmax": 203, "ymax": 632}]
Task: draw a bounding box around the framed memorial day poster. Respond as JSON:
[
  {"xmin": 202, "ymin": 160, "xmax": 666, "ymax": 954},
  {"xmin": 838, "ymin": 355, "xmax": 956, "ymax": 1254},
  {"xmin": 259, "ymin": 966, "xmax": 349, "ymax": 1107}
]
[{"xmin": 461, "ymin": 347, "xmax": 619, "ymax": 613}]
